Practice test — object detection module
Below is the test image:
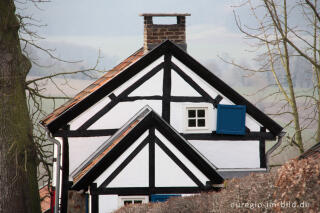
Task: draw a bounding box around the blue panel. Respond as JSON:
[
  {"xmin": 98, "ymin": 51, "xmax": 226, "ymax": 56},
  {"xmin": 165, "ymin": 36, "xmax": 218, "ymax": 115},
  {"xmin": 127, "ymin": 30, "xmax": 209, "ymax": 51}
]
[
  {"xmin": 216, "ymin": 104, "xmax": 246, "ymax": 135},
  {"xmin": 151, "ymin": 194, "xmax": 181, "ymax": 202}
]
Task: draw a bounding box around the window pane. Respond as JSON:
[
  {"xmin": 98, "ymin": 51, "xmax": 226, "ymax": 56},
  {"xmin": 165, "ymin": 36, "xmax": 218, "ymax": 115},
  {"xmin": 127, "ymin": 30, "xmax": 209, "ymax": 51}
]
[
  {"xmin": 134, "ymin": 200, "xmax": 142, "ymax": 204},
  {"xmin": 124, "ymin": 200, "xmax": 132, "ymax": 205},
  {"xmin": 188, "ymin": 110, "xmax": 196, "ymax": 118},
  {"xmin": 198, "ymin": 119, "xmax": 205, "ymax": 127},
  {"xmin": 197, "ymin": 109, "xmax": 205, "ymax": 117},
  {"xmin": 188, "ymin": 119, "xmax": 196, "ymax": 127}
]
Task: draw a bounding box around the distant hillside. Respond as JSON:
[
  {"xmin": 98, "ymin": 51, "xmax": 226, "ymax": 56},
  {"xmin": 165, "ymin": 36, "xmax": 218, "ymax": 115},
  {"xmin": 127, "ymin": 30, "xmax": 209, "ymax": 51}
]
[{"xmin": 26, "ymin": 40, "xmax": 118, "ymax": 80}]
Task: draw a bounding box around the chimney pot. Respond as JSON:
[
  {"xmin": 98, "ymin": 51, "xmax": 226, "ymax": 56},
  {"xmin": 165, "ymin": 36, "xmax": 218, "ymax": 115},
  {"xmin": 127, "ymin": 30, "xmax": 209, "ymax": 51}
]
[{"xmin": 139, "ymin": 13, "xmax": 190, "ymax": 52}]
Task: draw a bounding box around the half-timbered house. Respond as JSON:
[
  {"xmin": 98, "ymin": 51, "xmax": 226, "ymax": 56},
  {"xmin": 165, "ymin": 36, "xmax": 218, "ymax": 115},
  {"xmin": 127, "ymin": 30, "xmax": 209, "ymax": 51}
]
[{"xmin": 41, "ymin": 13, "xmax": 284, "ymax": 213}]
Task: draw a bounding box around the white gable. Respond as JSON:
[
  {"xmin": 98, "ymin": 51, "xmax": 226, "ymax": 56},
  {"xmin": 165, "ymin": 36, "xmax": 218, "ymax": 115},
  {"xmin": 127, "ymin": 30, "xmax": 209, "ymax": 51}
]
[
  {"xmin": 172, "ymin": 56, "xmax": 219, "ymax": 100},
  {"xmin": 128, "ymin": 69, "xmax": 163, "ymax": 96},
  {"xmin": 171, "ymin": 70, "xmax": 201, "ymax": 97},
  {"xmin": 95, "ymin": 131, "xmax": 149, "ymax": 187},
  {"xmin": 155, "ymin": 130, "xmax": 209, "ymax": 184},
  {"xmin": 68, "ymin": 96, "xmax": 111, "ymax": 130},
  {"xmin": 155, "ymin": 143, "xmax": 197, "ymax": 187},
  {"xmin": 88, "ymin": 101, "xmax": 162, "ymax": 130},
  {"xmin": 114, "ymin": 56, "xmax": 164, "ymax": 96},
  {"xmin": 108, "ymin": 145, "xmax": 149, "ymax": 187},
  {"xmin": 91, "ymin": 124, "xmax": 217, "ymax": 189},
  {"xmin": 171, "ymin": 56, "xmax": 262, "ymax": 131}
]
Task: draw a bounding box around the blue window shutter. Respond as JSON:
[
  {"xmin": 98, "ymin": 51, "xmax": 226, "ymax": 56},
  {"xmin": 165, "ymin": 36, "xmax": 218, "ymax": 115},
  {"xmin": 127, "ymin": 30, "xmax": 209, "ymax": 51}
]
[
  {"xmin": 216, "ymin": 104, "xmax": 246, "ymax": 135},
  {"xmin": 151, "ymin": 194, "xmax": 181, "ymax": 202}
]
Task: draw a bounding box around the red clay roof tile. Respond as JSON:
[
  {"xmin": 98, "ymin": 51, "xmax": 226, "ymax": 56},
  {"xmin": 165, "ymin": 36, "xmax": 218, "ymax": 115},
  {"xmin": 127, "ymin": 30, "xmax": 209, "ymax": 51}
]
[{"xmin": 41, "ymin": 48, "xmax": 144, "ymax": 126}]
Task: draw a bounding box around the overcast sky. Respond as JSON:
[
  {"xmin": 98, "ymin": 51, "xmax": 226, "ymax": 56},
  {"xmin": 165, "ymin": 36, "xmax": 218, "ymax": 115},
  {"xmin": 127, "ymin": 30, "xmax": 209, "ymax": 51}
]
[{"xmin": 20, "ymin": 0, "xmax": 256, "ymax": 67}]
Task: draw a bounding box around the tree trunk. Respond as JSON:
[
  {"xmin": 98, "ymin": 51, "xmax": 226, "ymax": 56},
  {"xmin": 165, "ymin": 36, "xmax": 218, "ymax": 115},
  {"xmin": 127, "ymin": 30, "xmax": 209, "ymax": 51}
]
[
  {"xmin": 282, "ymin": 0, "xmax": 304, "ymax": 153},
  {"xmin": 313, "ymin": 0, "xmax": 320, "ymax": 142},
  {"xmin": 0, "ymin": 1, "xmax": 41, "ymax": 213}
]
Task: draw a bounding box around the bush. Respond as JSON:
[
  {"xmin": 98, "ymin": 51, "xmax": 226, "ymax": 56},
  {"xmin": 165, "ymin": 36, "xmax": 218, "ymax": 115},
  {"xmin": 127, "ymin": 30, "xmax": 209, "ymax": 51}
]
[{"xmin": 114, "ymin": 154, "xmax": 320, "ymax": 213}]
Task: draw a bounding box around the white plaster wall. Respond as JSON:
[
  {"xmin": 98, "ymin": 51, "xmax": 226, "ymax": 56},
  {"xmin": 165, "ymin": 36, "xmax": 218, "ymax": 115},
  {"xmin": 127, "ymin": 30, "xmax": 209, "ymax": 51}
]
[
  {"xmin": 114, "ymin": 56, "xmax": 164, "ymax": 96},
  {"xmin": 172, "ymin": 56, "xmax": 262, "ymax": 131},
  {"xmin": 129, "ymin": 70, "xmax": 163, "ymax": 96},
  {"xmin": 172, "ymin": 57, "xmax": 219, "ymax": 100},
  {"xmin": 68, "ymin": 136, "xmax": 110, "ymax": 175},
  {"xmin": 245, "ymin": 116, "xmax": 261, "ymax": 131},
  {"xmin": 108, "ymin": 145, "xmax": 149, "ymax": 187},
  {"xmin": 219, "ymin": 98, "xmax": 233, "ymax": 105},
  {"xmin": 189, "ymin": 140, "xmax": 260, "ymax": 168},
  {"xmin": 68, "ymin": 56, "xmax": 164, "ymax": 130},
  {"xmin": 99, "ymin": 195, "xmax": 118, "ymax": 213},
  {"xmin": 95, "ymin": 131, "xmax": 148, "ymax": 187},
  {"xmin": 68, "ymin": 96, "xmax": 111, "ymax": 130},
  {"xmin": 171, "ymin": 70, "xmax": 201, "ymax": 97},
  {"xmin": 170, "ymin": 102, "xmax": 215, "ymax": 133},
  {"xmin": 88, "ymin": 101, "xmax": 161, "ymax": 130},
  {"xmin": 155, "ymin": 143, "xmax": 196, "ymax": 187},
  {"xmin": 155, "ymin": 130, "xmax": 209, "ymax": 186}
]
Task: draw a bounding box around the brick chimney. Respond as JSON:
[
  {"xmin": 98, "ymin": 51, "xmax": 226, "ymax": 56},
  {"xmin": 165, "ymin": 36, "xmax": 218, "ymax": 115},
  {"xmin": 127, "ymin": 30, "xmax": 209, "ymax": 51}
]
[{"xmin": 140, "ymin": 13, "xmax": 190, "ymax": 52}]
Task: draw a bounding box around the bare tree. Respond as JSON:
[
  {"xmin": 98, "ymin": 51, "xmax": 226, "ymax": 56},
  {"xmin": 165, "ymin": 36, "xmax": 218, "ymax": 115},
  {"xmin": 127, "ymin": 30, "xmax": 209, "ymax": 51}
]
[
  {"xmin": 225, "ymin": 0, "xmax": 320, "ymax": 154},
  {"xmin": 1, "ymin": 1, "xmax": 105, "ymax": 212},
  {"xmin": 0, "ymin": 1, "xmax": 41, "ymax": 212}
]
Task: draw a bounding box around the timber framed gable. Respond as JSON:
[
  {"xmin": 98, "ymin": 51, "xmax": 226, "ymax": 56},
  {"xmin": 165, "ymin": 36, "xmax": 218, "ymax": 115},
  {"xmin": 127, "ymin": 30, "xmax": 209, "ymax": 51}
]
[
  {"xmin": 72, "ymin": 106, "xmax": 223, "ymax": 193},
  {"xmin": 46, "ymin": 41, "xmax": 282, "ymax": 142}
]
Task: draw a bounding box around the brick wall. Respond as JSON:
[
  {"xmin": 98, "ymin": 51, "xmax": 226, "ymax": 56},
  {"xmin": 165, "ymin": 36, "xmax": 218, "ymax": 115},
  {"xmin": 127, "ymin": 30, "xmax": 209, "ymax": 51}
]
[{"xmin": 143, "ymin": 16, "xmax": 186, "ymax": 51}]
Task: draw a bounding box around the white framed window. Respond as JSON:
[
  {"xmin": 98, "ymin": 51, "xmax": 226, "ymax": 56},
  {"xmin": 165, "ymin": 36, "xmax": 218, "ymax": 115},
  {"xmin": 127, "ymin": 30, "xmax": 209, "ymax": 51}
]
[
  {"xmin": 118, "ymin": 196, "xmax": 148, "ymax": 207},
  {"xmin": 181, "ymin": 103, "xmax": 214, "ymax": 133},
  {"xmin": 185, "ymin": 106, "xmax": 210, "ymax": 130},
  {"xmin": 186, "ymin": 107, "xmax": 207, "ymax": 129}
]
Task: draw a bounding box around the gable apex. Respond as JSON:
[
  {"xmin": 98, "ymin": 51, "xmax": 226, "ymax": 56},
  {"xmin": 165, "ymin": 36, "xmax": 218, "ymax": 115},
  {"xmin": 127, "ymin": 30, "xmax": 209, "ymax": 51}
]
[
  {"xmin": 42, "ymin": 40, "xmax": 282, "ymax": 135},
  {"xmin": 71, "ymin": 105, "xmax": 223, "ymax": 190}
]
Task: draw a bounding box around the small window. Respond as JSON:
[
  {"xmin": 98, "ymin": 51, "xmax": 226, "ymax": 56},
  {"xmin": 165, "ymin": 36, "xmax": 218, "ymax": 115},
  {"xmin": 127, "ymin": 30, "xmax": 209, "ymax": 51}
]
[
  {"xmin": 124, "ymin": 200, "xmax": 132, "ymax": 206},
  {"xmin": 118, "ymin": 196, "xmax": 148, "ymax": 207},
  {"xmin": 123, "ymin": 200, "xmax": 142, "ymax": 205},
  {"xmin": 186, "ymin": 107, "xmax": 208, "ymax": 129}
]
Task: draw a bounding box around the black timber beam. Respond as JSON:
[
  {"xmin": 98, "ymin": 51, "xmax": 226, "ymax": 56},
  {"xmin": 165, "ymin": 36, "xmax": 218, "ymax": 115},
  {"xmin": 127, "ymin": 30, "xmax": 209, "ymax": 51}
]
[
  {"xmin": 162, "ymin": 52, "xmax": 172, "ymax": 122},
  {"xmin": 167, "ymin": 41, "xmax": 282, "ymax": 135},
  {"xmin": 99, "ymin": 137, "xmax": 149, "ymax": 188},
  {"xmin": 182, "ymin": 131, "xmax": 276, "ymax": 141},
  {"xmin": 155, "ymin": 137, "xmax": 205, "ymax": 189},
  {"xmin": 72, "ymin": 113, "xmax": 153, "ymax": 190},
  {"xmin": 46, "ymin": 44, "xmax": 166, "ymax": 133},
  {"xmin": 53, "ymin": 129, "xmax": 118, "ymax": 137},
  {"xmin": 78, "ymin": 62, "xmax": 164, "ymax": 130},
  {"xmin": 260, "ymin": 127, "xmax": 267, "ymax": 168},
  {"xmin": 53, "ymin": 130, "xmax": 275, "ymax": 140},
  {"xmin": 91, "ymin": 187, "xmax": 213, "ymax": 196}
]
